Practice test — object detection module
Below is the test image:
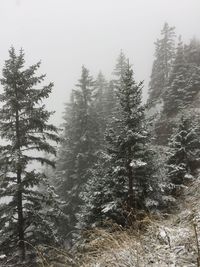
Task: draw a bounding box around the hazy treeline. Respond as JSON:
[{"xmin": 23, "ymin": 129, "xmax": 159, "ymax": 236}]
[{"xmin": 0, "ymin": 22, "xmax": 200, "ymax": 266}]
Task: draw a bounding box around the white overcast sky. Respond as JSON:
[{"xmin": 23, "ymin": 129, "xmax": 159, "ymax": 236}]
[{"xmin": 0, "ymin": 0, "xmax": 200, "ymax": 125}]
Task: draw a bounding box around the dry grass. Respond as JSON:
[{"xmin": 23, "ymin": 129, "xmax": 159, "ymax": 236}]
[
  {"xmin": 78, "ymin": 228, "xmax": 142, "ymax": 267},
  {"xmin": 75, "ymin": 216, "xmax": 156, "ymax": 267},
  {"xmin": 74, "ymin": 180, "xmax": 200, "ymax": 266},
  {"xmin": 9, "ymin": 179, "xmax": 200, "ymax": 267}
]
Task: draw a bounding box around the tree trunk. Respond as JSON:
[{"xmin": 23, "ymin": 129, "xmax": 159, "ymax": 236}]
[
  {"xmin": 127, "ymin": 160, "xmax": 134, "ymax": 208},
  {"xmin": 17, "ymin": 167, "xmax": 25, "ymax": 261},
  {"xmin": 15, "ymin": 106, "xmax": 25, "ymax": 261}
]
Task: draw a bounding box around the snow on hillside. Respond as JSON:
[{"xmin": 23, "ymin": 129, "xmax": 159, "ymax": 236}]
[
  {"xmin": 10, "ymin": 178, "xmax": 200, "ymax": 267},
  {"xmin": 76, "ymin": 179, "xmax": 200, "ymax": 267}
]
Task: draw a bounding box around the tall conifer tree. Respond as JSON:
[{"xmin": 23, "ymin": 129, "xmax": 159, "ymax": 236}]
[
  {"xmin": 0, "ymin": 48, "xmax": 61, "ymax": 262},
  {"xmin": 113, "ymin": 50, "xmax": 128, "ymax": 83},
  {"xmin": 163, "ymin": 37, "xmax": 188, "ymax": 116},
  {"xmin": 93, "ymin": 72, "xmax": 108, "ymax": 145},
  {"xmin": 167, "ymin": 116, "xmax": 200, "ymax": 195},
  {"xmin": 159, "ymin": 37, "xmax": 200, "ymax": 144},
  {"xmin": 56, "ymin": 66, "xmax": 100, "ymax": 238},
  {"xmin": 148, "ymin": 22, "xmax": 176, "ymax": 107},
  {"xmin": 82, "ymin": 63, "xmax": 157, "ymax": 225}
]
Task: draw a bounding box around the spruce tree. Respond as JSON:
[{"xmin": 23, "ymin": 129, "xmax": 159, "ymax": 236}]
[
  {"xmin": 82, "ymin": 63, "xmax": 157, "ymax": 226},
  {"xmin": 148, "ymin": 22, "xmax": 176, "ymax": 107},
  {"xmin": 56, "ymin": 66, "xmax": 100, "ymax": 238},
  {"xmin": 184, "ymin": 37, "xmax": 200, "ymax": 105},
  {"xmin": 163, "ymin": 37, "xmax": 188, "ymax": 116},
  {"xmin": 107, "ymin": 62, "xmax": 156, "ymax": 212},
  {"xmin": 0, "ymin": 47, "xmax": 61, "ymax": 262},
  {"xmin": 93, "ymin": 72, "xmax": 117, "ymax": 147},
  {"xmin": 110, "ymin": 50, "xmax": 128, "ymax": 133},
  {"xmin": 112, "ymin": 50, "xmax": 127, "ymax": 107},
  {"xmin": 112, "ymin": 50, "xmax": 128, "ymax": 92},
  {"xmin": 93, "ymin": 71, "xmax": 108, "ymax": 145},
  {"xmin": 158, "ymin": 37, "xmax": 200, "ymax": 144},
  {"xmin": 167, "ymin": 116, "xmax": 200, "ymax": 196},
  {"xmin": 185, "ymin": 37, "xmax": 200, "ymax": 66},
  {"xmin": 103, "ymin": 80, "xmax": 116, "ymax": 123}
]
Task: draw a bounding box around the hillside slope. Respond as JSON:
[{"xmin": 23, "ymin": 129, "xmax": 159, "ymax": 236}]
[
  {"xmin": 77, "ymin": 179, "xmax": 200, "ymax": 267},
  {"xmin": 7, "ymin": 179, "xmax": 198, "ymax": 267}
]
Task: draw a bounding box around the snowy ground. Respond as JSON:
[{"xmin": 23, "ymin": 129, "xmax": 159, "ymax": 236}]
[
  {"xmin": 4, "ymin": 179, "xmax": 198, "ymax": 266},
  {"xmin": 75, "ymin": 179, "xmax": 200, "ymax": 267}
]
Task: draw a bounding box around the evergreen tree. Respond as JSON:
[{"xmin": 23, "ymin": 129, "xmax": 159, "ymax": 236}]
[
  {"xmin": 167, "ymin": 116, "xmax": 200, "ymax": 196},
  {"xmin": 112, "ymin": 49, "xmax": 127, "ymax": 110},
  {"xmin": 112, "ymin": 50, "xmax": 128, "ymax": 91},
  {"xmin": 103, "ymin": 80, "xmax": 116, "ymax": 123},
  {"xmin": 107, "ymin": 63, "xmax": 156, "ymax": 212},
  {"xmin": 110, "ymin": 50, "xmax": 129, "ymax": 133},
  {"xmin": 56, "ymin": 66, "xmax": 100, "ymax": 238},
  {"xmin": 93, "ymin": 72, "xmax": 118, "ymax": 147},
  {"xmin": 93, "ymin": 71, "xmax": 108, "ymax": 145},
  {"xmin": 163, "ymin": 37, "xmax": 188, "ymax": 116},
  {"xmin": 185, "ymin": 37, "xmax": 200, "ymax": 66},
  {"xmin": 0, "ymin": 48, "xmax": 61, "ymax": 262},
  {"xmin": 82, "ymin": 63, "xmax": 157, "ymax": 226},
  {"xmin": 148, "ymin": 22, "xmax": 176, "ymax": 107},
  {"xmin": 158, "ymin": 37, "xmax": 200, "ymax": 144},
  {"xmin": 55, "ymin": 91, "xmax": 78, "ymax": 240},
  {"xmin": 184, "ymin": 37, "xmax": 200, "ymax": 105}
]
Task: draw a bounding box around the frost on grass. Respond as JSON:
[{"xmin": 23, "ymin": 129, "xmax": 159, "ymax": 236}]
[{"xmin": 77, "ymin": 178, "xmax": 200, "ymax": 267}]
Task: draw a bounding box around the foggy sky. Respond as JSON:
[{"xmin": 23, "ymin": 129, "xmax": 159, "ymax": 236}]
[{"xmin": 0, "ymin": 0, "xmax": 200, "ymax": 125}]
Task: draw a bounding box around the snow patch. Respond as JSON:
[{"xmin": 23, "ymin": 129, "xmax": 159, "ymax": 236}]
[
  {"xmin": 130, "ymin": 159, "xmax": 147, "ymax": 168},
  {"xmin": 0, "ymin": 255, "xmax": 6, "ymax": 259},
  {"xmin": 102, "ymin": 202, "xmax": 116, "ymax": 213}
]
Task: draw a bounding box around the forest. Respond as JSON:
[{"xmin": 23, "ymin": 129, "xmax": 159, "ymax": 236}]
[{"xmin": 1, "ymin": 22, "xmax": 200, "ymax": 266}]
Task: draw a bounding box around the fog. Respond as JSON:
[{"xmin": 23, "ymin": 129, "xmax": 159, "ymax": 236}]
[{"xmin": 0, "ymin": 0, "xmax": 200, "ymax": 125}]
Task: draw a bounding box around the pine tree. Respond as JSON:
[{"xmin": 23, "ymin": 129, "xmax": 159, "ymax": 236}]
[
  {"xmin": 113, "ymin": 50, "xmax": 128, "ymax": 83},
  {"xmin": 103, "ymin": 80, "xmax": 116, "ymax": 123},
  {"xmin": 82, "ymin": 63, "xmax": 157, "ymax": 226},
  {"xmin": 148, "ymin": 22, "xmax": 176, "ymax": 107},
  {"xmin": 167, "ymin": 116, "xmax": 200, "ymax": 196},
  {"xmin": 158, "ymin": 37, "xmax": 200, "ymax": 145},
  {"xmin": 93, "ymin": 71, "xmax": 108, "ymax": 145},
  {"xmin": 93, "ymin": 72, "xmax": 118, "ymax": 147},
  {"xmin": 185, "ymin": 37, "xmax": 200, "ymax": 66},
  {"xmin": 0, "ymin": 47, "xmax": 61, "ymax": 262},
  {"xmin": 184, "ymin": 37, "xmax": 200, "ymax": 105},
  {"xmin": 110, "ymin": 50, "xmax": 129, "ymax": 133},
  {"xmin": 163, "ymin": 37, "xmax": 188, "ymax": 116},
  {"xmin": 55, "ymin": 92, "xmax": 78, "ymax": 241},
  {"xmin": 56, "ymin": 66, "xmax": 100, "ymax": 238},
  {"xmin": 112, "ymin": 50, "xmax": 128, "ymax": 98},
  {"xmin": 108, "ymin": 62, "xmax": 156, "ymax": 211}
]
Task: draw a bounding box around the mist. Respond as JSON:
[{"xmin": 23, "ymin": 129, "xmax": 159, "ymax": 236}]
[
  {"xmin": 0, "ymin": 0, "xmax": 199, "ymax": 125},
  {"xmin": 1, "ymin": 1, "xmax": 200, "ymax": 265}
]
